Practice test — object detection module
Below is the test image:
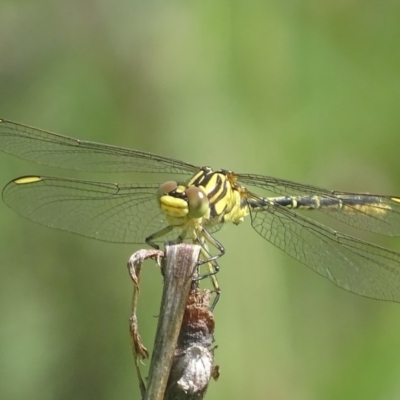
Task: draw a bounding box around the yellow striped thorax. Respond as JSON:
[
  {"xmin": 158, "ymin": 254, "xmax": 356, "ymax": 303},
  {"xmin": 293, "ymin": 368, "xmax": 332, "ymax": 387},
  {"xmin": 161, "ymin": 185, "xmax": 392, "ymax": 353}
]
[{"xmin": 157, "ymin": 167, "xmax": 250, "ymax": 230}]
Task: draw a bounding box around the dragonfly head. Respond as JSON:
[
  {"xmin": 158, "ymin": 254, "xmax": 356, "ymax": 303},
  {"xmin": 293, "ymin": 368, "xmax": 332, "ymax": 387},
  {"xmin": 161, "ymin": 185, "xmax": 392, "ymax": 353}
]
[{"xmin": 157, "ymin": 181, "xmax": 209, "ymax": 219}]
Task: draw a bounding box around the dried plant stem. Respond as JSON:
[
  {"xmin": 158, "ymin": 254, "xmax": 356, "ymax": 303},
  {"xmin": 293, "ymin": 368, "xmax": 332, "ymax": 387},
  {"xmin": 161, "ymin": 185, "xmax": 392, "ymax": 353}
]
[{"xmin": 144, "ymin": 243, "xmax": 201, "ymax": 400}]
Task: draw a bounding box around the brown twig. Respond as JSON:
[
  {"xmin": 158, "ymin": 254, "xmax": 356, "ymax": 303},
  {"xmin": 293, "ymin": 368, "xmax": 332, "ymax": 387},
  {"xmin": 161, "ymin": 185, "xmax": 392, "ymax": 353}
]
[
  {"xmin": 144, "ymin": 243, "xmax": 201, "ymax": 400},
  {"xmin": 128, "ymin": 244, "xmax": 218, "ymax": 400}
]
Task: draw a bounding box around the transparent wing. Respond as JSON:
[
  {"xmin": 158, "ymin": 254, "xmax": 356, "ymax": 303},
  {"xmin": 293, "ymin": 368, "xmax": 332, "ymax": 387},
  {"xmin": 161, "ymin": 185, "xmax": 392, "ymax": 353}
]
[
  {"xmin": 0, "ymin": 119, "xmax": 198, "ymax": 174},
  {"xmin": 2, "ymin": 176, "xmax": 183, "ymax": 244},
  {"xmin": 239, "ymin": 173, "xmax": 400, "ymax": 236},
  {"xmin": 250, "ymin": 202, "xmax": 400, "ymax": 302}
]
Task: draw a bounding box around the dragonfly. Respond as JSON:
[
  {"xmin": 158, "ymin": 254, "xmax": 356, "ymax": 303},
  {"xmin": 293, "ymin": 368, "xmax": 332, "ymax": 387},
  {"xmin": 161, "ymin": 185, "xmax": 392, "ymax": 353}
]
[{"xmin": 1, "ymin": 118, "xmax": 400, "ymax": 301}]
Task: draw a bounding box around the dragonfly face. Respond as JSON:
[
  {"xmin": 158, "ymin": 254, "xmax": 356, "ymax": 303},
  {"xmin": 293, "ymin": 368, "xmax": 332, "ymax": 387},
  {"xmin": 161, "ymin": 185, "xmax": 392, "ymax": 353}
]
[{"xmin": 2, "ymin": 118, "xmax": 400, "ymax": 302}]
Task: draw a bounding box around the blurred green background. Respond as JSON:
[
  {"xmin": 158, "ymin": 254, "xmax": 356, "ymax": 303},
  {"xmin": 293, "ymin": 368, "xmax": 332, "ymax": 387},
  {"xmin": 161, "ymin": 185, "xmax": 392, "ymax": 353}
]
[{"xmin": 1, "ymin": 1, "xmax": 400, "ymax": 399}]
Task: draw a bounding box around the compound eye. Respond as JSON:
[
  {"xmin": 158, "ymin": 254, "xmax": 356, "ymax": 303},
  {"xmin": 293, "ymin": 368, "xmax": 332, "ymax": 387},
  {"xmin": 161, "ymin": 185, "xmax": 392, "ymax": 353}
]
[
  {"xmin": 157, "ymin": 181, "xmax": 178, "ymax": 201},
  {"xmin": 186, "ymin": 186, "xmax": 209, "ymax": 218}
]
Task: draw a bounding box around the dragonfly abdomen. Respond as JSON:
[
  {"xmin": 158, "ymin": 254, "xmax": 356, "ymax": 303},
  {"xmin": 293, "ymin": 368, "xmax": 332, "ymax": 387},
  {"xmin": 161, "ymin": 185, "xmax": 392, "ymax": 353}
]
[{"xmin": 268, "ymin": 194, "xmax": 392, "ymax": 216}]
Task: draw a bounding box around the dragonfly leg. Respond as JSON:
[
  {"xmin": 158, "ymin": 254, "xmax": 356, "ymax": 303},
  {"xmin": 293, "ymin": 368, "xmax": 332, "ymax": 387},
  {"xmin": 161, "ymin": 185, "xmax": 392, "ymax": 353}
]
[
  {"xmin": 145, "ymin": 225, "xmax": 174, "ymax": 249},
  {"xmin": 196, "ymin": 227, "xmax": 226, "ymax": 265},
  {"xmin": 193, "ymin": 227, "xmax": 226, "ymax": 309}
]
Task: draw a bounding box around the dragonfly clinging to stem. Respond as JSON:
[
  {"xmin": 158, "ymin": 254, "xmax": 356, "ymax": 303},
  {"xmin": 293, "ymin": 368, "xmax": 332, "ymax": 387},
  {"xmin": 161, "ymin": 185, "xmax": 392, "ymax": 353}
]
[{"xmin": 1, "ymin": 118, "xmax": 400, "ymax": 302}]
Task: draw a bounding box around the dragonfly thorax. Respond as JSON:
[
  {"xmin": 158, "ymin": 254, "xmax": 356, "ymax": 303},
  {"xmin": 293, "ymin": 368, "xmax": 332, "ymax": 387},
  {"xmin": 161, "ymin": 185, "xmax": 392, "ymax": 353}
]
[{"xmin": 186, "ymin": 167, "xmax": 250, "ymax": 226}]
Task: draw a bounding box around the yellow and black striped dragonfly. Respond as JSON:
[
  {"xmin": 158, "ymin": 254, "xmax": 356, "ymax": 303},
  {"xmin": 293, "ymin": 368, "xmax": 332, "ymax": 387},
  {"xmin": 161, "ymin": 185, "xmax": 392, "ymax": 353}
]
[{"xmin": 1, "ymin": 118, "xmax": 400, "ymax": 301}]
